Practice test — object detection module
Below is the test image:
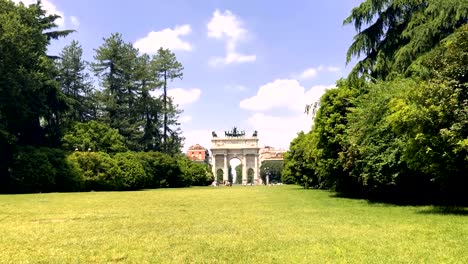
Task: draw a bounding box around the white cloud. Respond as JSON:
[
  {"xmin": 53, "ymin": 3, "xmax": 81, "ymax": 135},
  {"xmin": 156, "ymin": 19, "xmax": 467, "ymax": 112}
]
[
  {"xmin": 300, "ymin": 68, "xmax": 319, "ymax": 79},
  {"xmin": 208, "ymin": 10, "xmax": 245, "ymax": 40},
  {"xmin": 150, "ymin": 88, "xmax": 201, "ymax": 106},
  {"xmin": 168, "ymin": 88, "xmax": 201, "ymax": 106},
  {"xmin": 134, "ymin": 25, "xmax": 192, "ymax": 54},
  {"xmin": 70, "ymin": 16, "xmax": 80, "ymax": 27},
  {"xmin": 240, "ymin": 79, "xmax": 334, "ymax": 113},
  {"xmin": 247, "ymin": 113, "xmax": 313, "ymax": 149},
  {"xmin": 239, "ymin": 79, "xmax": 335, "ymax": 149},
  {"xmin": 327, "ymin": 66, "xmax": 341, "ymax": 72},
  {"xmin": 207, "ymin": 9, "xmax": 256, "ymax": 66},
  {"xmin": 13, "ymin": 0, "xmax": 66, "ymax": 27}
]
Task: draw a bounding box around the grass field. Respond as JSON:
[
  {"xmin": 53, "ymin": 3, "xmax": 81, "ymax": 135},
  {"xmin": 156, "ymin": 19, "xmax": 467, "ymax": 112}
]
[{"xmin": 1, "ymin": 185, "xmax": 467, "ymax": 263}]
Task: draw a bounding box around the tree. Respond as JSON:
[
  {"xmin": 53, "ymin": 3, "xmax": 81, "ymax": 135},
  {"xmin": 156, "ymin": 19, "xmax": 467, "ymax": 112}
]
[
  {"xmin": 161, "ymin": 97, "xmax": 184, "ymax": 155},
  {"xmin": 134, "ymin": 54, "xmax": 163, "ymax": 151},
  {"xmin": 152, "ymin": 48, "xmax": 184, "ymax": 152},
  {"xmin": 228, "ymin": 165, "xmax": 233, "ymax": 183},
  {"xmin": 235, "ymin": 164, "xmax": 243, "ymax": 184},
  {"xmin": 62, "ymin": 121, "xmax": 128, "ymax": 153},
  {"xmin": 282, "ymin": 132, "xmax": 315, "ymax": 187},
  {"xmin": 289, "ymin": 2, "xmax": 468, "ymax": 202},
  {"xmin": 57, "ymin": 40, "xmax": 96, "ymax": 124},
  {"xmin": 0, "ymin": 0, "xmax": 72, "ymax": 188},
  {"xmin": 344, "ymin": 0, "xmax": 468, "ymax": 80},
  {"xmin": 247, "ymin": 168, "xmax": 254, "ymax": 184},
  {"xmin": 260, "ymin": 160, "xmax": 283, "ymax": 184},
  {"xmin": 386, "ymin": 25, "xmax": 468, "ymax": 200},
  {"xmin": 216, "ymin": 169, "xmax": 223, "ymax": 182},
  {"xmin": 92, "ymin": 33, "xmax": 143, "ymax": 150}
]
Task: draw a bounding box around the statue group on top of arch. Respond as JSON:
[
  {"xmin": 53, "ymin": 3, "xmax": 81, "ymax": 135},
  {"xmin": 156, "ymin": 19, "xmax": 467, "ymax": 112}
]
[
  {"xmin": 211, "ymin": 127, "xmax": 258, "ymax": 138},
  {"xmin": 225, "ymin": 126, "xmax": 245, "ymax": 137}
]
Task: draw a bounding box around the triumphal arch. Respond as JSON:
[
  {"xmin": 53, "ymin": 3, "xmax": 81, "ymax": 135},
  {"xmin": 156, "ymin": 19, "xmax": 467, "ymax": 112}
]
[{"xmin": 210, "ymin": 127, "xmax": 261, "ymax": 184}]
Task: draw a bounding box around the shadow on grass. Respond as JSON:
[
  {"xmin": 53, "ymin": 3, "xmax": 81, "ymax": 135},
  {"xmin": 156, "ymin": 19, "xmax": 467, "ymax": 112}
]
[
  {"xmin": 328, "ymin": 192, "xmax": 468, "ymax": 215},
  {"xmin": 417, "ymin": 206, "xmax": 468, "ymax": 216}
]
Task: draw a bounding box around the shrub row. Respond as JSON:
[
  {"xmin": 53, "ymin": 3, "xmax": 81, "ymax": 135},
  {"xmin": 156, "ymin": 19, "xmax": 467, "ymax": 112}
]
[{"xmin": 4, "ymin": 147, "xmax": 213, "ymax": 193}]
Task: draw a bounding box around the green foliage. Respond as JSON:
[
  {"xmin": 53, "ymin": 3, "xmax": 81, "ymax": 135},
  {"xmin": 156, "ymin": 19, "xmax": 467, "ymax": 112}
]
[
  {"xmin": 289, "ymin": 7, "xmax": 468, "ymax": 203},
  {"xmin": 135, "ymin": 151, "xmax": 167, "ymax": 188},
  {"xmin": 308, "ymin": 82, "xmax": 359, "ymax": 190},
  {"xmin": 178, "ymin": 157, "xmax": 213, "ymax": 186},
  {"xmin": 247, "ymin": 168, "xmax": 254, "ymax": 184},
  {"xmin": 62, "ymin": 121, "xmax": 127, "ymax": 153},
  {"xmin": 67, "ymin": 151, "xmax": 122, "ymax": 191},
  {"xmin": 216, "ymin": 169, "xmax": 223, "ymax": 182},
  {"xmin": 56, "ymin": 40, "xmax": 96, "ymax": 123},
  {"xmin": 260, "ymin": 160, "xmax": 283, "ymax": 183},
  {"xmin": 0, "ymin": 0, "xmax": 73, "ymax": 190},
  {"xmin": 8, "ymin": 147, "xmax": 82, "ymax": 193},
  {"xmin": 345, "ymin": 79, "xmax": 412, "ymax": 196},
  {"xmin": 91, "ymin": 35, "xmax": 184, "ymax": 154},
  {"xmin": 114, "ymin": 152, "xmax": 149, "ymax": 190},
  {"xmin": 282, "ymin": 132, "xmax": 314, "ymax": 186},
  {"xmin": 235, "ymin": 164, "xmax": 243, "ymax": 184},
  {"xmin": 92, "ymin": 33, "xmax": 144, "ymax": 150},
  {"xmin": 0, "ymin": 0, "xmax": 71, "ymax": 148},
  {"xmin": 345, "ymin": 0, "xmax": 468, "ymax": 80},
  {"xmin": 136, "ymin": 152, "xmax": 187, "ymax": 188},
  {"xmin": 0, "ymin": 1, "xmax": 192, "ymax": 193},
  {"xmin": 284, "ymin": 81, "xmax": 359, "ymax": 189},
  {"xmin": 228, "ymin": 165, "xmax": 233, "ymax": 183},
  {"xmin": 152, "ymin": 48, "xmax": 184, "ymax": 153},
  {"xmin": 64, "ymin": 151, "xmax": 215, "ymax": 191}
]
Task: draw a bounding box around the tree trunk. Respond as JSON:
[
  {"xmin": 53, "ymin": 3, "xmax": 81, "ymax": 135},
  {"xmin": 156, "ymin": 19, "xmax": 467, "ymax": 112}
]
[{"xmin": 163, "ymin": 71, "xmax": 167, "ymax": 152}]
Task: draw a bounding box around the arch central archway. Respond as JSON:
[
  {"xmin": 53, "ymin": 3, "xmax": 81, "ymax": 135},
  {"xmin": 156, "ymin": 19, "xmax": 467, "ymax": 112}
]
[
  {"xmin": 210, "ymin": 128, "xmax": 261, "ymax": 185},
  {"xmin": 229, "ymin": 158, "xmax": 242, "ymax": 184}
]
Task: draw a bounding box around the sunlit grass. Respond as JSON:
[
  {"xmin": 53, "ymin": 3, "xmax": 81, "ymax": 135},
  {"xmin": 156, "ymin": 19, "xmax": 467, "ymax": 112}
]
[{"xmin": 1, "ymin": 185, "xmax": 467, "ymax": 263}]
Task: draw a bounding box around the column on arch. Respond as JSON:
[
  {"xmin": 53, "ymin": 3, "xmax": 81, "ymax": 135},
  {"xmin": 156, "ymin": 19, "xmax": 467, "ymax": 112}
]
[
  {"xmin": 211, "ymin": 154, "xmax": 216, "ymax": 179},
  {"xmin": 242, "ymin": 153, "xmax": 247, "ymax": 184},
  {"xmin": 254, "ymin": 154, "xmax": 259, "ymax": 183},
  {"xmin": 223, "ymin": 153, "xmax": 228, "ymax": 181}
]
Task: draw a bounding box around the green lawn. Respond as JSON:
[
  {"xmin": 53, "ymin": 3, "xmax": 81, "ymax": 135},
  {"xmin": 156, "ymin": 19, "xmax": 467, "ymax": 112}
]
[{"xmin": 1, "ymin": 185, "xmax": 467, "ymax": 263}]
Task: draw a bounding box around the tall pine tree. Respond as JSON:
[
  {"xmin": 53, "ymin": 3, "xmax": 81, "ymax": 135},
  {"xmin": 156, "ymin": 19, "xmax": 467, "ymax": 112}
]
[
  {"xmin": 152, "ymin": 48, "xmax": 184, "ymax": 153},
  {"xmin": 57, "ymin": 40, "xmax": 96, "ymax": 124},
  {"xmin": 92, "ymin": 33, "xmax": 143, "ymax": 150}
]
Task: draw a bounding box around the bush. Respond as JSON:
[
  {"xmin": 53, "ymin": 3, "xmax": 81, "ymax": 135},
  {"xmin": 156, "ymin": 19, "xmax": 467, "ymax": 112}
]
[
  {"xmin": 8, "ymin": 147, "xmax": 82, "ymax": 193},
  {"xmin": 67, "ymin": 151, "xmax": 122, "ymax": 191},
  {"xmin": 6, "ymin": 148, "xmax": 212, "ymax": 193},
  {"xmin": 137, "ymin": 152, "xmax": 187, "ymax": 188},
  {"xmin": 178, "ymin": 157, "xmax": 213, "ymax": 186},
  {"xmin": 114, "ymin": 152, "xmax": 149, "ymax": 190}
]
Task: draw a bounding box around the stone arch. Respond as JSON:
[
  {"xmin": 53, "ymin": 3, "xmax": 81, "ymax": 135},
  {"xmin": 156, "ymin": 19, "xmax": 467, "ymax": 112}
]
[{"xmin": 210, "ymin": 129, "xmax": 261, "ymax": 184}]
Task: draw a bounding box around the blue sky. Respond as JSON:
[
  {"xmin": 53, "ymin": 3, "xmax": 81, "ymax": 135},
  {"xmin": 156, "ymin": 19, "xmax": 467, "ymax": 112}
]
[{"xmin": 14, "ymin": 0, "xmax": 362, "ymax": 151}]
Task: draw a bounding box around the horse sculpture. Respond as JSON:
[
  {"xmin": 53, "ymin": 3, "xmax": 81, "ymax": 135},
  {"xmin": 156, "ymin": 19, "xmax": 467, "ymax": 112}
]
[{"xmin": 225, "ymin": 126, "xmax": 245, "ymax": 137}]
